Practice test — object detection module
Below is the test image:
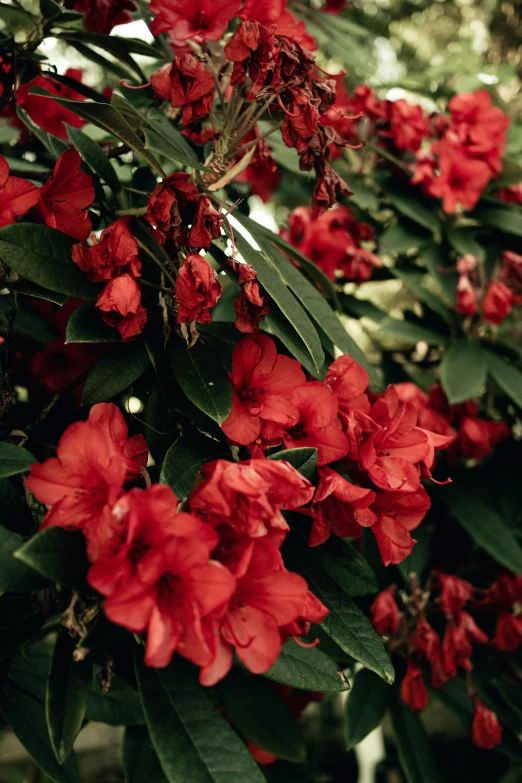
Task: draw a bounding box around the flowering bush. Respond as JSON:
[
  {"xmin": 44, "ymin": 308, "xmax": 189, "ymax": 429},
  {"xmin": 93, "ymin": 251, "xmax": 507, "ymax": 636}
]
[{"xmin": 1, "ymin": 0, "xmax": 522, "ymax": 781}]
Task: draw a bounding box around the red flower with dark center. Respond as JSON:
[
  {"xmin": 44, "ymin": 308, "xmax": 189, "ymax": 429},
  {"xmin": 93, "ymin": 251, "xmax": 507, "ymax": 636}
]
[
  {"xmin": 64, "ymin": 0, "xmax": 136, "ymax": 33},
  {"xmin": 308, "ymin": 466, "xmax": 376, "ymax": 546},
  {"xmin": 150, "ymin": 0, "xmax": 241, "ymax": 46},
  {"xmin": 283, "ymin": 382, "xmax": 349, "ymax": 466},
  {"xmin": 150, "ymin": 54, "xmax": 214, "ymax": 126},
  {"xmin": 427, "ymin": 143, "xmax": 492, "ymax": 213},
  {"xmin": 144, "ymin": 172, "xmax": 200, "ymax": 245},
  {"xmin": 175, "ymin": 253, "xmax": 222, "ymax": 325},
  {"xmin": 0, "ymin": 154, "xmax": 39, "ymax": 227},
  {"xmin": 72, "ymin": 219, "xmax": 141, "ymax": 283},
  {"xmin": 96, "ymin": 275, "xmax": 147, "ymax": 341},
  {"xmin": 400, "ymin": 658, "xmax": 428, "ymax": 713},
  {"xmin": 472, "ymin": 698, "xmax": 503, "ymax": 749},
  {"xmin": 370, "ymin": 585, "xmax": 400, "ymax": 636},
  {"xmin": 36, "ymin": 150, "xmax": 95, "ymax": 240}
]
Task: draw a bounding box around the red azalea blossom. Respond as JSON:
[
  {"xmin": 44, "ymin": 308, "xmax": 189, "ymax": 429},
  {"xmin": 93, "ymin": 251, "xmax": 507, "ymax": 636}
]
[
  {"xmin": 145, "ymin": 172, "xmax": 201, "ymax": 245},
  {"xmin": 175, "ymin": 253, "xmax": 222, "ymax": 325},
  {"xmin": 481, "ymin": 281, "xmax": 513, "ymax": 325},
  {"xmin": 96, "ymin": 274, "xmax": 148, "ymax": 341},
  {"xmin": 14, "ymin": 69, "xmax": 88, "ymax": 139},
  {"xmin": 36, "ymin": 150, "xmax": 95, "ymax": 241},
  {"xmin": 188, "ymin": 196, "xmax": 223, "ymax": 248},
  {"xmin": 0, "ymin": 154, "xmax": 39, "ymax": 227},
  {"xmin": 150, "ymin": 0, "xmax": 241, "ymax": 46},
  {"xmin": 308, "ymin": 466, "xmax": 376, "ymax": 546},
  {"xmin": 283, "ymin": 382, "xmax": 349, "ymax": 466},
  {"xmin": 370, "ymin": 487, "xmax": 431, "ymax": 566},
  {"xmin": 370, "ymin": 585, "xmax": 400, "ymax": 636},
  {"xmin": 64, "ymin": 0, "xmax": 136, "ymax": 33},
  {"xmin": 25, "ymin": 403, "xmax": 147, "ymax": 561},
  {"xmin": 72, "ymin": 219, "xmax": 141, "ymax": 283},
  {"xmin": 457, "ymin": 416, "xmax": 510, "ymax": 461},
  {"xmin": 233, "ymin": 262, "xmax": 270, "ymax": 333},
  {"xmin": 472, "ymin": 698, "xmax": 503, "ymax": 750},
  {"xmin": 400, "ymin": 658, "xmax": 429, "ymax": 712},
  {"xmin": 221, "ymin": 334, "xmax": 305, "ymax": 446},
  {"xmin": 150, "ymin": 54, "xmax": 215, "ymax": 126}
]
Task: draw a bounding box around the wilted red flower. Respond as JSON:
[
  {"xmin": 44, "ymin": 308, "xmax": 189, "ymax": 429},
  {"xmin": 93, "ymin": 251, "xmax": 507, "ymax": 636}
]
[
  {"xmin": 456, "ymin": 274, "xmax": 477, "ymax": 316},
  {"xmin": 36, "ymin": 150, "xmax": 94, "ymax": 241},
  {"xmin": 312, "ymin": 160, "xmax": 352, "ymax": 217},
  {"xmin": 150, "ymin": 0, "xmax": 240, "ymax": 46},
  {"xmin": 493, "ymin": 612, "xmax": 522, "ymax": 652},
  {"xmin": 442, "ymin": 611, "xmax": 487, "ymax": 677},
  {"xmin": 0, "ymin": 154, "xmax": 39, "ymax": 227},
  {"xmin": 308, "ymin": 466, "xmax": 376, "ymax": 546},
  {"xmin": 189, "ymin": 457, "xmax": 314, "ymax": 541},
  {"xmin": 370, "ymin": 487, "xmax": 431, "ymax": 566},
  {"xmin": 283, "ymin": 382, "xmax": 349, "ymax": 466},
  {"xmin": 472, "ymin": 697, "xmax": 503, "ymax": 749},
  {"xmin": 188, "ymin": 196, "xmax": 223, "ymax": 248},
  {"xmin": 221, "ymin": 334, "xmax": 305, "ymax": 446},
  {"xmin": 481, "ymin": 281, "xmax": 513, "ymax": 325},
  {"xmin": 438, "ymin": 574, "xmax": 473, "ymax": 616},
  {"xmin": 234, "ymin": 263, "xmax": 270, "ymax": 333},
  {"xmin": 145, "ymin": 172, "xmax": 200, "ymax": 245},
  {"xmin": 413, "ymin": 617, "xmax": 448, "ymax": 688},
  {"xmin": 400, "ymin": 658, "xmax": 428, "ymax": 713},
  {"xmin": 370, "ymin": 585, "xmax": 400, "ymax": 636},
  {"xmin": 175, "ymin": 253, "xmax": 222, "ymax": 325},
  {"xmin": 224, "ymin": 20, "xmax": 278, "ymax": 91},
  {"xmin": 15, "ymin": 69, "xmax": 87, "ymax": 139},
  {"xmin": 150, "ymin": 54, "xmax": 214, "ymax": 126},
  {"xmin": 72, "ymin": 219, "xmax": 141, "ymax": 283},
  {"xmin": 385, "ymin": 99, "xmax": 431, "ymax": 152},
  {"xmin": 64, "ymin": 0, "xmax": 136, "ymax": 33},
  {"xmin": 25, "ymin": 403, "xmax": 147, "ymax": 561},
  {"xmin": 458, "ymin": 416, "xmax": 510, "ymax": 461},
  {"xmin": 96, "ymin": 275, "xmax": 147, "ymax": 341}
]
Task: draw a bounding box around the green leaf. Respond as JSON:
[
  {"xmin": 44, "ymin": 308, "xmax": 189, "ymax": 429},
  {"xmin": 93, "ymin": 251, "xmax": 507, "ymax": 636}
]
[
  {"xmin": 440, "ymin": 339, "xmax": 486, "ymax": 404},
  {"xmin": 0, "ymin": 441, "xmax": 37, "ymax": 478},
  {"xmin": 264, "ymin": 306, "xmax": 324, "ymax": 378},
  {"xmin": 495, "ymin": 157, "xmax": 522, "ymax": 188},
  {"xmin": 268, "ymin": 447, "xmax": 317, "ymax": 480},
  {"xmin": 398, "ymin": 523, "xmax": 430, "ymax": 582},
  {"xmin": 123, "ymin": 726, "xmax": 168, "ymax": 783},
  {"xmin": 484, "ymin": 350, "xmax": 522, "ymax": 410},
  {"xmin": 0, "ymin": 600, "xmax": 45, "ymax": 662},
  {"xmin": 380, "ymin": 179, "xmax": 440, "ymax": 233},
  {"xmin": 284, "ymin": 539, "xmax": 394, "ymax": 684},
  {"xmin": 15, "ymin": 528, "xmax": 89, "ymax": 590},
  {"xmin": 0, "ymin": 224, "xmax": 100, "ymax": 300},
  {"xmin": 66, "ymin": 124, "xmax": 120, "ymax": 192},
  {"xmin": 160, "ymin": 434, "xmax": 230, "ymax": 498},
  {"xmin": 0, "ymin": 526, "xmax": 50, "ymax": 592},
  {"xmin": 29, "ymin": 88, "xmax": 164, "ymax": 176},
  {"xmin": 48, "ymin": 73, "xmax": 111, "ymax": 105},
  {"xmin": 0, "ymin": 681, "xmax": 80, "ymax": 783},
  {"xmin": 379, "ymin": 222, "xmax": 431, "ymax": 254},
  {"xmin": 473, "ymin": 206, "xmax": 522, "ymax": 237},
  {"xmin": 46, "ymin": 630, "xmax": 92, "ymax": 763},
  {"xmin": 379, "ymin": 317, "xmax": 444, "ymax": 346},
  {"xmin": 56, "ymin": 32, "xmax": 154, "ymax": 77},
  {"xmin": 40, "ymin": 0, "xmax": 62, "ymax": 20},
  {"xmin": 262, "ymin": 638, "xmax": 349, "ymax": 692},
  {"xmin": 389, "ymin": 689, "xmax": 441, "ymax": 783},
  {"xmin": 135, "ymin": 654, "xmax": 267, "ymax": 783},
  {"xmin": 390, "ymin": 268, "xmax": 454, "ymax": 324},
  {"xmin": 345, "ymin": 668, "xmax": 389, "ymax": 748},
  {"xmin": 16, "ymin": 107, "xmax": 69, "ymax": 158},
  {"xmin": 65, "ymin": 39, "xmax": 133, "ymax": 81},
  {"xmin": 445, "ymin": 227, "xmax": 484, "ymax": 260},
  {"xmin": 310, "ymin": 538, "xmax": 378, "ymax": 597},
  {"xmin": 435, "ymin": 485, "xmax": 522, "ymax": 575},
  {"xmin": 65, "ymin": 303, "xmax": 119, "ymax": 344},
  {"xmin": 82, "ymin": 341, "xmax": 150, "ymax": 404},
  {"xmin": 219, "ymin": 669, "xmax": 306, "ymax": 763},
  {"xmin": 87, "ymin": 675, "xmax": 145, "ymax": 726},
  {"xmin": 168, "ymin": 338, "xmax": 232, "ymax": 426},
  {"xmin": 7, "ymin": 279, "xmax": 69, "ymax": 306},
  {"xmin": 144, "ymin": 123, "xmax": 208, "ymax": 171}
]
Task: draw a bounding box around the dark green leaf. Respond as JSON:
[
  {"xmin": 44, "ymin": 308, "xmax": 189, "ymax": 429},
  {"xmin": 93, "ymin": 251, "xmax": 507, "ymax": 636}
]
[
  {"xmin": 87, "ymin": 675, "xmax": 145, "ymax": 726},
  {"xmin": 345, "ymin": 668, "xmax": 388, "ymax": 748},
  {"xmin": 440, "ymin": 339, "xmax": 486, "ymax": 404},
  {"xmin": 144, "ymin": 124, "xmax": 208, "ymax": 171},
  {"xmin": 435, "ymin": 485, "xmax": 522, "ymax": 575},
  {"xmin": 65, "ymin": 303, "xmax": 119, "ymax": 344},
  {"xmin": 446, "ymin": 227, "xmax": 484, "ymax": 260},
  {"xmin": 379, "ymin": 317, "xmax": 444, "ymax": 346},
  {"xmin": 398, "ymin": 523, "xmax": 430, "ymax": 582},
  {"xmin": 59, "ymin": 31, "xmax": 159, "ymax": 60},
  {"xmin": 379, "ymin": 222, "xmax": 431, "ymax": 254},
  {"xmin": 65, "ymin": 40, "xmax": 133, "ymax": 81},
  {"xmin": 484, "ymin": 350, "xmax": 522, "ymax": 410},
  {"xmin": 262, "ymin": 638, "xmax": 349, "ymax": 692},
  {"xmin": 310, "ymin": 538, "xmax": 378, "ymax": 597},
  {"xmin": 264, "ymin": 306, "xmax": 324, "ymax": 378},
  {"xmin": 46, "ymin": 630, "xmax": 92, "ymax": 763},
  {"xmin": 168, "ymin": 338, "xmax": 232, "ymax": 426},
  {"xmin": 0, "ymin": 602, "xmax": 45, "ymax": 662},
  {"xmin": 268, "ymin": 447, "xmax": 317, "ymax": 480},
  {"xmin": 380, "ymin": 179, "xmax": 440, "ymax": 233},
  {"xmin": 135, "ymin": 654, "xmax": 267, "ymax": 783},
  {"xmin": 495, "ymin": 157, "xmax": 522, "ymax": 188},
  {"xmin": 0, "ymin": 681, "xmax": 80, "ymax": 783},
  {"xmin": 15, "ymin": 528, "xmax": 89, "ymax": 590},
  {"xmin": 160, "ymin": 434, "xmax": 230, "ymax": 498},
  {"xmin": 48, "ymin": 73, "xmax": 111, "ymax": 104},
  {"xmin": 0, "ymin": 224, "xmax": 100, "ymax": 299},
  {"xmin": 123, "ymin": 726, "xmax": 168, "ymax": 783},
  {"xmin": 40, "ymin": 0, "xmax": 62, "ymax": 20},
  {"xmin": 473, "ymin": 206, "xmax": 522, "ymax": 237},
  {"xmin": 82, "ymin": 341, "xmax": 150, "ymax": 404},
  {"xmin": 420, "ymin": 243, "xmax": 457, "ymax": 302},
  {"xmin": 66, "ymin": 124, "xmax": 120, "ymax": 192},
  {"xmin": 0, "ymin": 526, "xmax": 50, "ymax": 592},
  {"xmin": 16, "ymin": 107, "xmax": 68, "ymax": 158},
  {"xmin": 390, "ymin": 268, "xmax": 454, "ymax": 324},
  {"xmin": 7, "ymin": 279, "xmax": 69, "ymax": 305},
  {"xmin": 0, "ymin": 441, "xmax": 37, "ymax": 478},
  {"xmin": 389, "ymin": 689, "xmax": 441, "ymax": 783}
]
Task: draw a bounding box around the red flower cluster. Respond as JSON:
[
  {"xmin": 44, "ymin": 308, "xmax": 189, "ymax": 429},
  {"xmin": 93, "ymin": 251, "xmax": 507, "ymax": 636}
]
[
  {"xmin": 72, "ymin": 219, "xmax": 147, "ymax": 340},
  {"xmin": 26, "ymin": 404, "xmax": 327, "ymax": 683},
  {"xmin": 150, "ymin": 0, "xmax": 240, "ymax": 47},
  {"xmin": 281, "ymin": 205, "xmax": 380, "ymax": 283},
  {"xmin": 455, "ymin": 254, "xmax": 515, "ymax": 325},
  {"xmin": 175, "ymin": 253, "xmax": 222, "ymax": 325},
  {"xmin": 150, "ymin": 53, "xmax": 215, "ymax": 127},
  {"xmin": 482, "ymin": 573, "xmax": 522, "ymax": 652},
  {"xmin": 394, "ymin": 382, "xmax": 510, "ymax": 463},
  {"xmin": 221, "ymin": 335, "xmax": 453, "ymax": 566},
  {"xmin": 64, "ymin": 0, "xmax": 136, "ymax": 33}
]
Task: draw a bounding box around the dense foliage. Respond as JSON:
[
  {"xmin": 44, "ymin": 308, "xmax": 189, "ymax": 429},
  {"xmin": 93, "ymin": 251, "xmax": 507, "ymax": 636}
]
[{"xmin": 1, "ymin": 0, "xmax": 522, "ymax": 781}]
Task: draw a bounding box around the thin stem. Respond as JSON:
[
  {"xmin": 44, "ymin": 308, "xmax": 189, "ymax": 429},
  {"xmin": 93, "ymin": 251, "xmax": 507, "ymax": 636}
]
[
  {"xmin": 136, "ymin": 238, "xmax": 177, "ymax": 288},
  {"xmin": 25, "ymin": 368, "xmax": 91, "ymax": 434},
  {"xmin": 227, "ymin": 121, "xmax": 283, "ymax": 159},
  {"xmin": 141, "ymin": 278, "xmax": 173, "ymax": 294},
  {"xmin": 204, "ymin": 47, "xmax": 226, "ymax": 115},
  {"xmin": 365, "ymin": 142, "xmax": 412, "ymax": 175},
  {"xmin": 231, "ymin": 94, "xmax": 277, "ymax": 148},
  {"xmin": 114, "ymin": 206, "xmax": 148, "ymax": 217}
]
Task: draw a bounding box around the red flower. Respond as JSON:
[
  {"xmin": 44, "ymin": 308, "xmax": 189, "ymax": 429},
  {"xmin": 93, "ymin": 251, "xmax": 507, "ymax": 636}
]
[
  {"xmin": 438, "ymin": 574, "xmax": 473, "ymax": 616},
  {"xmin": 427, "ymin": 143, "xmax": 492, "ymax": 213},
  {"xmin": 145, "ymin": 172, "xmax": 201, "ymax": 245},
  {"xmin": 89, "ymin": 484, "xmax": 235, "ymax": 668},
  {"xmin": 72, "ymin": 219, "xmax": 141, "ymax": 283},
  {"xmin": 370, "ymin": 585, "xmax": 400, "ymax": 636},
  {"xmin": 36, "ymin": 150, "xmax": 95, "ymax": 241},
  {"xmin": 282, "ymin": 382, "xmax": 349, "ymax": 466},
  {"xmin": 221, "ymin": 334, "xmax": 305, "ymax": 446},
  {"xmin": 234, "ymin": 135, "xmax": 279, "ymax": 202},
  {"xmin": 224, "ymin": 21, "xmax": 277, "ymax": 91},
  {"xmin": 400, "ymin": 658, "xmax": 428, "ymax": 713},
  {"xmin": 25, "ymin": 403, "xmax": 147, "ymax": 561},
  {"xmin": 312, "ymin": 160, "xmax": 352, "ymax": 218},
  {"xmin": 189, "ymin": 457, "xmax": 314, "ymax": 541},
  {"xmin": 456, "ymin": 274, "xmax": 478, "ymax": 316},
  {"xmin": 413, "ymin": 617, "xmax": 448, "ymax": 688},
  {"xmin": 370, "ymin": 487, "xmax": 431, "ymax": 566},
  {"xmin": 96, "ymin": 275, "xmax": 148, "ymax": 341},
  {"xmin": 481, "ymin": 281, "xmax": 513, "ymax": 325},
  {"xmin": 233, "ymin": 262, "xmax": 270, "ymax": 333},
  {"xmin": 64, "ymin": 0, "xmax": 136, "ymax": 33},
  {"xmin": 324, "ymin": 355, "xmax": 370, "ymax": 415},
  {"xmin": 472, "ymin": 697, "xmax": 503, "ymax": 750},
  {"xmin": 150, "ymin": 0, "xmax": 240, "ymax": 46},
  {"xmin": 458, "ymin": 416, "xmax": 510, "ymax": 461},
  {"xmin": 441, "ymin": 611, "xmax": 487, "ymax": 677},
  {"xmin": 448, "ymin": 90, "xmax": 509, "ymax": 175},
  {"xmin": 188, "ymin": 196, "xmax": 223, "ymax": 249},
  {"xmin": 15, "ymin": 69, "xmax": 87, "ymax": 139},
  {"xmin": 499, "ymin": 183, "xmax": 522, "ymax": 204},
  {"xmin": 175, "ymin": 253, "xmax": 222, "ymax": 325},
  {"xmin": 308, "ymin": 467, "xmax": 376, "ymax": 546},
  {"xmin": 150, "ymin": 54, "xmax": 214, "ymax": 126},
  {"xmin": 385, "ymin": 99, "xmax": 431, "ymax": 153},
  {"xmin": 0, "ymin": 154, "xmax": 39, "ymax": 227},
  {"xmin": 501, "ymin": 250, "xmax": 522, "ymax": 305},
  {"xmin": 493, "ymin": 612, "xmax": 522, "ymax": 652}
]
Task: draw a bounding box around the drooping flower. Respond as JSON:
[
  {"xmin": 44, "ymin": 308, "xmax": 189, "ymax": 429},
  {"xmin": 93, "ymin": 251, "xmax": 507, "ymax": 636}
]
[
  {"xmin": 96, "ymin": 274, "xmax": 147, "ymax": 341},
  {"xmin": 472, "ymin": 697, "xmax": 503, "ymax": 750},
  {"xmin": 0, "ymin": 154, "xmax": 39, "ymax": 227},
  {"xmin": 370, "ymin": 585, "xmax": 400, "ymax": 637},
  {"xmin": 36, "ymin": 150, "xmax": 95, "ymax": 241},
  {"xmin": 175, "ymin": 253, "xmax": 222, "ymax": 325},
  {"xmin": 370, "ymin": 487, "xmax": 431, "ymax": 566},
  {"xmin": 481, "ymin": 281, "xmax": 513, "ymax": 325},
  {"xmin": 437, "ymin": 573, "xmax": 473, "ymax": 617},
  {"xmin": 188, "ymin": 196, "xmax": 223, "ymax": 249},
  {"xmin": 400, "ymin": 658, "xmax": 429, "ymax": 713},
  {"xmin": 233, "ymin": 262, "xmax": 270, "ymax": 333},
  {"xmin": 150, "ymin": 54, "xmax": 215, "ymax": 126},
  {"xmin": 72, "ymin": 219, "xmax": 141, "ymax": 283},
  {"xmin": 144, "ymin": 172, "xmax": 201, "ymax": 245}
]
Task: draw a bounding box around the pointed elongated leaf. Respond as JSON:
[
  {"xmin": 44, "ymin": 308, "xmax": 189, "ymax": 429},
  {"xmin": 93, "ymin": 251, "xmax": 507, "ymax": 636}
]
[
  {"xmin": 145, "ymin": 122, "xmax": 208, "ymax": 171},
  {"xmin": 0, "ymin": 526, "xmax": 50, "ymax": 592},
  {"xmin": 264, "ymin": 305, "xmax": 324, "ymax": 378},
  {"xmin": 87, "ymin": 675, "xmax": 145, "ymax": 726},
  {"xmin": 485, "ymin": 350, "xmax": 522, "ymax": 410},
  {"xmin": 262, "ymin": 639, "xmax": 349, "ymax": 692},
  {"xmin": 8, "ymin": 279, "xmax": 69, "ymax": 305},
  {"xmin": 0, "ymin": 442, "xmax": 37, "ymax": 478},
  {"xmin": 66, "ymin": 124, "xmax": 120, "ymax": 192},
  {"xmin": 82, "ymin": 340, "xmax": 150, "ymax": 404},
  {"xmin": 15, "ymin": 528, "xmax": 89, "ymax": 590},
  {"xmin": 0, "ymin": 224, "xmax": 100, "ymax": 299},
  {"xmin": 440, "ymin": 339, "xmax": 486, "ymax": 404},
  {"xmin": 135, "ymin": 655, "xmax": 267, "ymax": 783},
  {"xmin": 16, "ymin": 107, "xmax": 69, "ymax": 158},
  {"xmin": 389, "ymin": 689, "xmax": 441, "ymax": 783},
  {"xmin": 65, "ymin": 303, "xmax": 119, "ymax": 344},
  {"xmin": 160, "ymin": 434, "xmax": 230, "ymax": 498},
  {"xmin": 345, "ymin": 668, "xmax": 389, "ymax": 748},
  {"xmin": 168, "ymin": 338, "xmax": 232, "ymax": 425},
  {"xmin": 472, "ymin": 206, "xmax": 522, "ymax": 237},
  {"xmin": 310, "ymin": 538, "xmax": 378, "ymax": 597},
  {"xmin": 390, "ymin": 268, "xmax": 454, "ymax": 324},
  {"xmin": 46, "ymin": 630, "xmax": 92, "ymax": 763},
  {"xmin": 380, "ymin": 179, "xmax": 440, "ymax": 233},
  {"xmin": 268, "ymin": 447, "xmax": 317, "ymax": 479},
  {"xmin": 124, "ymin": 726, "xmax": 168, "ymax": 783}
]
